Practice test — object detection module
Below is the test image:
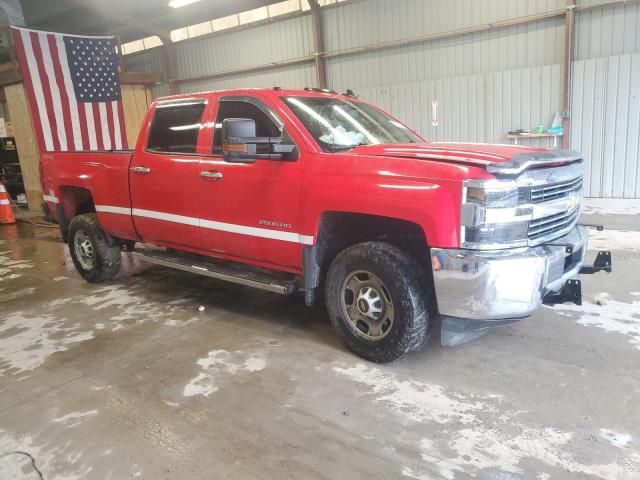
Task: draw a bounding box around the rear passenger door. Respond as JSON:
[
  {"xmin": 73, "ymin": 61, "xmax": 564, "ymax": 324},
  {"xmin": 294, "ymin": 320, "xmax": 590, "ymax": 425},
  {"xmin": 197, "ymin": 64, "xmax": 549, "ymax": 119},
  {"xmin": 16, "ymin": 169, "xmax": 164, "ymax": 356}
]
[{"xmin": 130, "ymin": 99, "xmax": 206, "ymax": 249}]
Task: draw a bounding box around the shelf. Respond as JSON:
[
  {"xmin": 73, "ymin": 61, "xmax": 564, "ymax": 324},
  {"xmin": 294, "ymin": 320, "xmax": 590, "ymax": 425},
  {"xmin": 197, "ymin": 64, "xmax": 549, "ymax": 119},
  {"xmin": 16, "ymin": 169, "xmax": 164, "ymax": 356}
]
[{"xmin": 507, "ymin": 132, "xmax": 563, "ymax": 139}]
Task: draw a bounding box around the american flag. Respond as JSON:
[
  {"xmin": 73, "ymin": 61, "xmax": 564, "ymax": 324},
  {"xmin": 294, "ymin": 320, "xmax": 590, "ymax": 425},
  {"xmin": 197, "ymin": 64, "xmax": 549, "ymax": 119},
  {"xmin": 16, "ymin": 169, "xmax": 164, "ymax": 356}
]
[{"xmin": 12, "ymin": 27, "xmax": 127, "ymax": 152}]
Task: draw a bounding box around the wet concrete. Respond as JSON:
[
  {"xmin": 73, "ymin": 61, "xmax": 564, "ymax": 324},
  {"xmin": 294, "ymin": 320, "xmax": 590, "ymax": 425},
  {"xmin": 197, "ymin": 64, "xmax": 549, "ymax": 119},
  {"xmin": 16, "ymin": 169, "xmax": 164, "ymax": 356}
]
[{"xmin": 0, "ymin": 201, "xmax": 639, "ymax": 479}]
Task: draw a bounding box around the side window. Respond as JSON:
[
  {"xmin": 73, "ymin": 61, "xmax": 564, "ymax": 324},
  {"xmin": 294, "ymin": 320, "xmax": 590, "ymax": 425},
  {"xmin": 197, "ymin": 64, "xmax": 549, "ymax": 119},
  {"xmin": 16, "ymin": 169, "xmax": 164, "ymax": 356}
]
[
  {"xmin": 213, "ymin": 100, "xmax": 281, "ymax": 154},
  {"xmin": 147, "ymin": 102, "xmax": 206, "ymax": 154}
]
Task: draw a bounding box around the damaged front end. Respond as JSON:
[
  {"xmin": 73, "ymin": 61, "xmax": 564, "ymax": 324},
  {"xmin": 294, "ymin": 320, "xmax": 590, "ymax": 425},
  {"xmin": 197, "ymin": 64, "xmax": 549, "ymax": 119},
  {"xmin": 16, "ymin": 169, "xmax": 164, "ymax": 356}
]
[{"xmin": 430, "ymin": 151, "xmax": 613, "ymax": 347}]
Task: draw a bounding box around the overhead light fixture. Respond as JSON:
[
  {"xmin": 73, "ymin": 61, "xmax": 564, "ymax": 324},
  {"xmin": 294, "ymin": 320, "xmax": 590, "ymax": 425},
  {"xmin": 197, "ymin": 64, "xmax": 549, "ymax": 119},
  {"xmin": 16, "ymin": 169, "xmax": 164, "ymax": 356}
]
[{"xmin": 169, "ymin": 0, "xmax": 203, "ymax": 8}]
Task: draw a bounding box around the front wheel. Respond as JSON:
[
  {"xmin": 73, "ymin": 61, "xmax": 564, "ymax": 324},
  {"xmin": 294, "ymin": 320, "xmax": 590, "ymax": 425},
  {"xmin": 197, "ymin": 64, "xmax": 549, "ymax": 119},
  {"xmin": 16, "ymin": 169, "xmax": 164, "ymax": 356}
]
[
  {"xmin": 325, "ymin": 242, "xmax": 432, "ymax": 362},
  {"xmin": 68, "ymin": 213, "xmax": 122, "ymax": 283}
]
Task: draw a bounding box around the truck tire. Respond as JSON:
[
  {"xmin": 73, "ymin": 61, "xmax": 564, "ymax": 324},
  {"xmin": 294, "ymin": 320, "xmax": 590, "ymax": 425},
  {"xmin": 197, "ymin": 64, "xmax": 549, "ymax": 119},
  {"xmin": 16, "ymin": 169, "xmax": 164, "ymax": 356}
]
[
  {"xmin": 68, "ymin": 213, "xmax": 122, "ymax": 283},
  {"xmin": 325, "ymin": 242, "xmax": 431, "ymax": 362}
]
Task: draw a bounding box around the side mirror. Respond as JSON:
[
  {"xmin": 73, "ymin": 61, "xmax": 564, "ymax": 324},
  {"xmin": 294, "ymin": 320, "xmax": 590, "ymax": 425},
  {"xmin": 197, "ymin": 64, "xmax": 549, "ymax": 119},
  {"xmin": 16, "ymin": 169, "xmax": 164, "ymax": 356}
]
[{"xmin": 222, "ymin": 118, "xmax": 297, "ymax": 163}]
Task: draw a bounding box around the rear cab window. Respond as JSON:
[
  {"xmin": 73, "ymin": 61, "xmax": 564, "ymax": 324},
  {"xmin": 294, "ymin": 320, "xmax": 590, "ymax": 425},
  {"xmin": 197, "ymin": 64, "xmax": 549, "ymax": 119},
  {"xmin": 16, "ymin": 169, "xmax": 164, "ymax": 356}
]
[{"xmin": 147, "ymin": 100, "xmax": 206, "ymax": 154}]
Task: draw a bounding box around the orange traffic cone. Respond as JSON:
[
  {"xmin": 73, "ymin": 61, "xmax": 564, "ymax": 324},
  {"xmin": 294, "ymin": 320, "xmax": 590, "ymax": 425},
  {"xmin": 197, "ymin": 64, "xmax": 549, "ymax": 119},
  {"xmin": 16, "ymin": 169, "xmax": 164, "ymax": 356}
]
[{"xmin": 0, "ymin": 181, "xmax": 16, "ymax": 225}]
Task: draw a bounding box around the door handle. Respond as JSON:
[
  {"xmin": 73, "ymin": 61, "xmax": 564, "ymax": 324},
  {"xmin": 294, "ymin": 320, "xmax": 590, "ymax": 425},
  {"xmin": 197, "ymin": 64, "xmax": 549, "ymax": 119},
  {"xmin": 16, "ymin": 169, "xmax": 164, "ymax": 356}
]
[
  {"xmin": 200, "ymin": 170, "xmax": 223, "ymax": 180},
  {"xmin": 131, "ymin": 166, "xmax": 151, "ymax": 173}
]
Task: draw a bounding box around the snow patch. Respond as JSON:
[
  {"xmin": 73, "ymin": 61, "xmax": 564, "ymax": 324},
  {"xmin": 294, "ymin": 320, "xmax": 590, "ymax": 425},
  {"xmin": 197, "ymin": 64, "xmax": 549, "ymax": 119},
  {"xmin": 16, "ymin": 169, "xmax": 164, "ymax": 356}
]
[
  {"xmin": 582, "ymin": 198, "xmax": 640, "ymax": 216},
  {"xmin": 600, "ymin": 429, "xmax": 632, "ymax": 449},
  {"xmin": 183, "ymin": 349, "xmax": 267, "ymax": 398},
  {"xmin": 0, "ymin": 250, "xmax": 33, "ymax": 277},
  {"xmin": 550, "ymin": 295, "xmax": 640, "ymax": 350},
  {"xmin": 0, "ymin": 273, "xmax": 20, "ymax": 282},
  {"xmin": 52, "ymin": 410, "xmax": 98, "ymax": 429},
  {"xmin": 0, "ymin": 429, "xmax": 92, "ymax": 479},
  {"xmin": 0, "ymin": 313, "xmax": 94, "ymax": 374},
  {"xmin": 0, "ymin": 287, "xmax": 35, "ymax": 303},
  {"xmin": 334, "ymin": 362, "xmax": 640, "ymax": 480},
  {"xmin": 586, "ymin": 229, "xmax": 640, "ymax": 253},
  {"xmin": 163, "ymin": 316, "xmax": 200, "ymax": 327},
  {"xmin": 48, "ymin": 284, "xmax": 190, "ymax": 326},
  {"xmin": 333, "ymin": 363, "xmax": 496, "ymax": 424}
]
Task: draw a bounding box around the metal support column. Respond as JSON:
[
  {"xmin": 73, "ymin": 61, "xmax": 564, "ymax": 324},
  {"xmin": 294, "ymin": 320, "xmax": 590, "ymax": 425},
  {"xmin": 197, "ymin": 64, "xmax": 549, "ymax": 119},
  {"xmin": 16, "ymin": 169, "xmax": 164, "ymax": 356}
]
[
  {"xmin": 562, "ymin": 0, "xmax": 576, "ymax": 149},
  {"xmin": 162, "ymin": 41, "xmax": 179, "ymax": 95},
  {"xmin": 309, "ymin": 0, "xmax": 327, "ymax": 89}
]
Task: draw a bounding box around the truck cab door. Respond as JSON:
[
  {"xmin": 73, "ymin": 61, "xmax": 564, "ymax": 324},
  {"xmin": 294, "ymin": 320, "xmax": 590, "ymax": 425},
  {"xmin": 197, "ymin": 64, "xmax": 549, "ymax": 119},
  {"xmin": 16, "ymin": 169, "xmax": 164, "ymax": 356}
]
[
  {"xmin": 198, "ymin": 96, "xmax": 305, "ymax": 269},
  {"xmin": 129, "ymin": 99, "xmax": 207, "ymax": 250}
]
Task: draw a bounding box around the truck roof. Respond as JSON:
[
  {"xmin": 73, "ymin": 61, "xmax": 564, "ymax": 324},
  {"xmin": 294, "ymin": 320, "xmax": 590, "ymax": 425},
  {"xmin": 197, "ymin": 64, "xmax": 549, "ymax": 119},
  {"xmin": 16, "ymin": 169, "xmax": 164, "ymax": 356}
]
[{"xmin": 153, "ymin": 87, "xmax": 355, "ymax": 104}]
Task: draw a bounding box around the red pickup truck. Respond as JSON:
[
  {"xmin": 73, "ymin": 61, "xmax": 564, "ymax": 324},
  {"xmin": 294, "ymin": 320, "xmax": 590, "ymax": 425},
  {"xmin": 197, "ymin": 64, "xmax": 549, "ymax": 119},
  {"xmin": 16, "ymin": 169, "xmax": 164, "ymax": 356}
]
[{"xmin": 41, "ymin": 88, "xmax": 611, "ymax": 362}]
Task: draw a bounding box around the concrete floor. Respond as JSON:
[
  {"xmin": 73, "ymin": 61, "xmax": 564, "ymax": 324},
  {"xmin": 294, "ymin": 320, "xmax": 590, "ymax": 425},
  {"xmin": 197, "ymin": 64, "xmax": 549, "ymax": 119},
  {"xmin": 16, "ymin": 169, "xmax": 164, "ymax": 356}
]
[{"xmin": 0, "ymin": 200, "xmax": 639, "ymax": 480}]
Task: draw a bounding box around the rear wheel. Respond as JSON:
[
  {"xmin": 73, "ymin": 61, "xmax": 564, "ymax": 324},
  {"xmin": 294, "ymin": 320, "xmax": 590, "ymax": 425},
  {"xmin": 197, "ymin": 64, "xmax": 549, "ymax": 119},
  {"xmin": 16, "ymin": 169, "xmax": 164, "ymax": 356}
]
[
  {"xmin": 325, "ymin": 242, "xmax": 431, "ymax": 362},
  {"xmin": 68, "ymin": 213, "xmax": 121, "ymax": 283}
]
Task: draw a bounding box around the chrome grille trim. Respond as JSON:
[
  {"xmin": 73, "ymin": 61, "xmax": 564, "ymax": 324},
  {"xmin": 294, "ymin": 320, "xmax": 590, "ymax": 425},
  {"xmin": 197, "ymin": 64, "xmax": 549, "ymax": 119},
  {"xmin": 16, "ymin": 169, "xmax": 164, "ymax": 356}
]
[
  {"xmin": 531, "ymin": 177, "xmax": 583, "ymax": 203},
  {"xmin": 528, "ymin": 208, "xmax": 580, "ymax": 242},
  {"xmin": 516, "ymin": 162, "xmax": 584, "ymax": 246}
]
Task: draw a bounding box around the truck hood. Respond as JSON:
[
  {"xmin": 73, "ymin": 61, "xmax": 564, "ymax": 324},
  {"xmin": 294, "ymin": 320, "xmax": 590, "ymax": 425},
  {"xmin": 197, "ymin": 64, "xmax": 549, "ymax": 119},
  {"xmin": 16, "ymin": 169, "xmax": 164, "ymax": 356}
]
[
  {"xmin": 349, "ymin": 143, "xmax": 581, "ymax": 175},
  {"xmin": 350, "ymin": 142, "xmax": 546, "ymax": 166}
]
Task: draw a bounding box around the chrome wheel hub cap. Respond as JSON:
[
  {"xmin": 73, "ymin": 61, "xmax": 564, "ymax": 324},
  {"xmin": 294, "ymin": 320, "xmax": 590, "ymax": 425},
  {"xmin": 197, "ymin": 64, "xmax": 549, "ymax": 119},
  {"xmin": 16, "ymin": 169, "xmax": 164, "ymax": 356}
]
[
  {"xmin": 74, "ymin": 229, "xmax": 95, "ymax": 270},
  {"xmin": 340, "ymin": 270, "xmax": 394, "ymax": 341}
]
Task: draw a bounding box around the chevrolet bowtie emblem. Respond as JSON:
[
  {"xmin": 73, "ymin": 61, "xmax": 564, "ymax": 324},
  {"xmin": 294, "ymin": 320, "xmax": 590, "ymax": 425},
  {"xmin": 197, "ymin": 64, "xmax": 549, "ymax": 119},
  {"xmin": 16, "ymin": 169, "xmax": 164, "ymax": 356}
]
[{"xmin": 567, "ymin": 195, "xmax": 579, "ymax": 210}]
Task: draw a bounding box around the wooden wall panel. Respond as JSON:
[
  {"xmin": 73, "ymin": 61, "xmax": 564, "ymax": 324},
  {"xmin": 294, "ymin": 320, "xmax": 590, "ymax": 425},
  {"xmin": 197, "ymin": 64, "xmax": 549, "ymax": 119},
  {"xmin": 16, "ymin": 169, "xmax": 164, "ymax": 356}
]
[
  {"xmin": 121, "ymin": 84, "xmax": 151, "ymax": 148},
  {"xmin": 4, "ymin": 83, "xmax": 41, "ymax": 211}
]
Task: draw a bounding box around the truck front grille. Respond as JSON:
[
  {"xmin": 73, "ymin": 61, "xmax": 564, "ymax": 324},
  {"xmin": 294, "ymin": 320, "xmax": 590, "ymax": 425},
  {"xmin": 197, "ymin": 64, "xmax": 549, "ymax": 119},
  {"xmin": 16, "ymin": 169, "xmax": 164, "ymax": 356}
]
[
  {"xmin": 530, "ymin": 177, "xmax": 583, "ymax": 203},
  {"xmin": 528, "ymin": 208, "xmax": 580, "ymax": 241}
]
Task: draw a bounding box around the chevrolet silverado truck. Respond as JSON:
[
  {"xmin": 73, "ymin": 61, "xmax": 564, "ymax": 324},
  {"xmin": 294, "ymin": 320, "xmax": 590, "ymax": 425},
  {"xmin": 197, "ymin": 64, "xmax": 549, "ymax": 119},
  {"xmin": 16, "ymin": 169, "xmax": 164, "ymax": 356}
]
[{"xmin": 41, "ymin": 88, "xmax": 612, "ymax": 362}]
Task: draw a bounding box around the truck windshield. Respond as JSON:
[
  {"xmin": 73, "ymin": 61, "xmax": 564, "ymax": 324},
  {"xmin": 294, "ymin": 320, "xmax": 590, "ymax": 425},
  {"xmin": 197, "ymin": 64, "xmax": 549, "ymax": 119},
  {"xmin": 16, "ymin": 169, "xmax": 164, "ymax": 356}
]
[{"xmin": 284, "ymin": 96, "xmax": 422, "ymax": 152}]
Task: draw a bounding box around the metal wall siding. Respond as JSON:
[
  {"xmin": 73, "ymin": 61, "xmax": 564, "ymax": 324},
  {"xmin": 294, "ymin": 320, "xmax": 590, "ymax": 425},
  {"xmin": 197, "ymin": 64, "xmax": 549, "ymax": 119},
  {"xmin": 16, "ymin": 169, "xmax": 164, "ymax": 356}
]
[
  {"xmin": 322, "ymin": 0, "xmax": 565, "ymax": 52},
  {"xmin": 149, "ymin": 83, "xmax": 171, "ymax": 100},
  {"xmin": 176, "ymin": 63, "xmax": 316, "ymax": 93},
  {"xmin": 123, "ymin": 48, "xmax": 165, "ymax": 74},
  {"xmin": 326, "ymin": 19, "xmax": 565, "ymax": 91},
  {"xmin": 175, "ymin": 15, "xmax": 313, "ymax": 80},
  {"xmin": 357, "ymin": 64, "xmax": 562, "ymax": 148},
  {"xmin": 571, "ymin": 52, "xmax": 640, "ymax": 198},
  {"xmin": 575, "ymin": 2, "xmax": 640, "ymax": 60}
]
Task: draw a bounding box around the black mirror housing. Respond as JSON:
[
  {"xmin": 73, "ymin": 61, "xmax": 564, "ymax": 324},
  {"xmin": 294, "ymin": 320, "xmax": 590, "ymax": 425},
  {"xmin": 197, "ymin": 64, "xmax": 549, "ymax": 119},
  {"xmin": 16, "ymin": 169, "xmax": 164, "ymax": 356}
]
[
  {"xmin": 222, "ymin": 118, "xmax": 258, "ymax": 163},
  {"xmin": 221, "ymin": 117, "xmax": 297, "ymax": 163}
]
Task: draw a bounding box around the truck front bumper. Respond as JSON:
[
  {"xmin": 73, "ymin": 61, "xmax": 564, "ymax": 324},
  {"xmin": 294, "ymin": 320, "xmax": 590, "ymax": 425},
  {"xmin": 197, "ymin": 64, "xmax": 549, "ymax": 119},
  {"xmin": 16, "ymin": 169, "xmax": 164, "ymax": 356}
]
[{"xmin": 431, "ymin": 225, "xmax": 590, "ymax": 346}]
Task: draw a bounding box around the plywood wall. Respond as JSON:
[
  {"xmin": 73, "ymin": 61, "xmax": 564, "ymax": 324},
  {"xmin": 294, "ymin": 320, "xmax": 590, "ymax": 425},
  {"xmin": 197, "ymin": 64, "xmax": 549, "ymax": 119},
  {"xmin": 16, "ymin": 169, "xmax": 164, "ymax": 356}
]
[
  {"xmin": 4, "ymin": 83, "xmax": 41, "ymax": 211},
  {"xmin": 121, "ymin": 84, "xmax": 151, "ymax": 148}
]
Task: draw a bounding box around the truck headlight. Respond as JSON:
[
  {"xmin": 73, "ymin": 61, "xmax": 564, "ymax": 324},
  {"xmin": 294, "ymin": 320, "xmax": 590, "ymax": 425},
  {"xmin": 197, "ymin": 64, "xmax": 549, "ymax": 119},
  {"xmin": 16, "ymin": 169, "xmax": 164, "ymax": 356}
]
[{"xmin": 461, "ymin": 179, "xmax": 532, "ymax": 250}]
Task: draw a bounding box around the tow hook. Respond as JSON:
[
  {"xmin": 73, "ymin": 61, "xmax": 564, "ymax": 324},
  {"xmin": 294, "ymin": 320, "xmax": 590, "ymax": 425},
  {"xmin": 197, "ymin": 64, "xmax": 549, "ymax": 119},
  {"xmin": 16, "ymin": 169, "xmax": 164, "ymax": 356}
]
[
  {"xmin": 543, "ymin": 223, "xmax": 613, "ymax": 307},
  {"xmin": 544, "ymin": 279, "xmax": 583, "ymax": 306},
  {"xmin": 579, "ymin": 250, "xmax": 612, "ymax": 274},
  {"xmin": 577, "ymin": 222, "xmax": 613, "ymax": 274}
]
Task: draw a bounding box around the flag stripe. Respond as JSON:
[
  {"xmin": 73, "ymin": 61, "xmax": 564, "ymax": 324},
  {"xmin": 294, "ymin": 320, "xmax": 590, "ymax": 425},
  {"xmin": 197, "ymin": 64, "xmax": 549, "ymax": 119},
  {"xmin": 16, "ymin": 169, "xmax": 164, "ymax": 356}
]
[
  {"xmin": 30, "ymin": 31, "xmax": 61, "ymax": 151},
  {"xmin": 18, "ymin": 30, "xmax": 54, "ymax": 151},
  {"xmin": 44, "ymin": 34, "xmax": 71, "ymax": 151},
  {"xmin": 106, "ymin": 101, "xmax": 116, "ymax": 150},
  {"xmin": 104, "ymin": 102, "xmax": 114, "ymax": 151},
  {"xmin": 111, "ymin": 101, "xmax": 122, "ymax": 150},
  {"xmin": 77, "ymin": 98, "xmax": 89, "ymax": 150},
  {"xmin": 97, "ymin": 102, "xmax": 109, "ymax": 150},
  {"xmin": 117, "ymin": 100, "xmax": 128, "ymax": 149},
  {"xmin": 84, "ymin": 103, "xmax": 97, "ymax": 150},
  {"xmin": 39, "ymin": 32, "xmax": 68, "ymax": 150},
  {"xmin": 92, "ymin": 102, "xmax": 104, "ymax": 150},
  {"xmin": 54, "ymin": 34, "xmax": 83, "ymax": 150}
]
